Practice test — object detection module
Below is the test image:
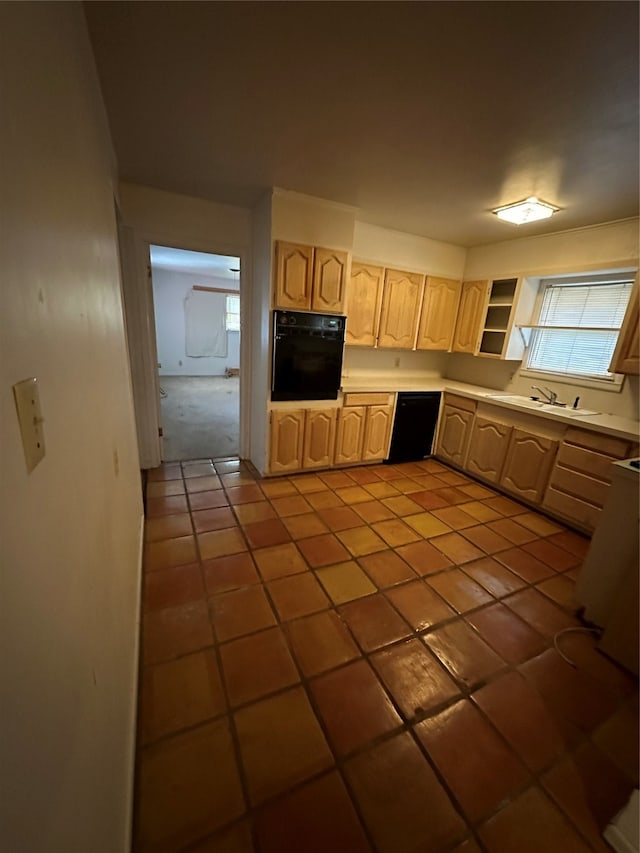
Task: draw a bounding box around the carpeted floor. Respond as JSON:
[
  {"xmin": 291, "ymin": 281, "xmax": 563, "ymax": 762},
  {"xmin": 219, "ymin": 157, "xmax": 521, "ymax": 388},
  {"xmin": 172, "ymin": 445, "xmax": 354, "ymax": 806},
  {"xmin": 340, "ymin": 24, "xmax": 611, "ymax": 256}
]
[{"xmin": 159, "ymin": 375, "xmax": 239, "ymax": 461}]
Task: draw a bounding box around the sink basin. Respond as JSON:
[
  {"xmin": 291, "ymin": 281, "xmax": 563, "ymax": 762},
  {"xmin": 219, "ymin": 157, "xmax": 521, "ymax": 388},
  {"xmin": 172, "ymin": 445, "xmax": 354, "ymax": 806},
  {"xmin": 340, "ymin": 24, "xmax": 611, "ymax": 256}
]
[
  {"xmin": 486, "ymin": 394, "xmax": 600, "ymax": 417},
  {"xmin": 487, "ymin": 394, "xmax": 545, "ymax": 408},
  {"xmin": 539, "ymin": 405, "xmax": 600, "ymax": 417}
]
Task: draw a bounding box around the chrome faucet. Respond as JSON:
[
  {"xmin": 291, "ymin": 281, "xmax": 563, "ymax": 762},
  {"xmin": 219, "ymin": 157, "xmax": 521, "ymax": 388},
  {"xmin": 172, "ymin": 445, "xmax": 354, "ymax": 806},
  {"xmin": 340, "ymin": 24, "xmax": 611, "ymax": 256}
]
[{"xmin": 531, "ymin": 385, "xmax": 557, "ymax": 405}]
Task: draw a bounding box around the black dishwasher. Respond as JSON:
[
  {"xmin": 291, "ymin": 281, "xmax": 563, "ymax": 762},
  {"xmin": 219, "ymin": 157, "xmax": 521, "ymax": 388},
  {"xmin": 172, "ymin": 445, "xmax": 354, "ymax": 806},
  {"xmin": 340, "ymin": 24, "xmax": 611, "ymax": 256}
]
[{"xmin": 386, "ymin": 392, "xmax": 441, "ymax": 463}]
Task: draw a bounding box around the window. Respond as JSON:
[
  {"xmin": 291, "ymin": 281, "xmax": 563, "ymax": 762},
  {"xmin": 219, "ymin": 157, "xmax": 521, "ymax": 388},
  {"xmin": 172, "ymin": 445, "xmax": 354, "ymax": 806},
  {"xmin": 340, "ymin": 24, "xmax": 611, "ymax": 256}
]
[
  {"xmin": 524, "ymin": 273, "xmax": 634, "ymax": 384},
  {"xmin": 225, "ymin": 294, "xmax": 240, "ymax": 331}
]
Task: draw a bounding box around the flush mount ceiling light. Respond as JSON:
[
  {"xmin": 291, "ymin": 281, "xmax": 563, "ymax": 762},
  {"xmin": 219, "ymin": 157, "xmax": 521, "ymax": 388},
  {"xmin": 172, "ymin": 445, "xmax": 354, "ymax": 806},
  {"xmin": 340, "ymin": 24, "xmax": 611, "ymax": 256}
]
[{"xmin": 492, "ymin": 196, "xmax": 559, "ymax": 225}]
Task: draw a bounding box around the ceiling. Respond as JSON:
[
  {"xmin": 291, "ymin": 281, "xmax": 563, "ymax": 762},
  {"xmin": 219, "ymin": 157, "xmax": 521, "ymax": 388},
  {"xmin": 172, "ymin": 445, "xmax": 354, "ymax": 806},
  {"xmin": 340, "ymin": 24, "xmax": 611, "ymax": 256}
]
[
  {"xmin": 150, "ymin": 245, "xmax": 240, "ymax": 279},
  {"xmin": 85, "ymin": 1, "xmax": 639, "ymax": 248}
]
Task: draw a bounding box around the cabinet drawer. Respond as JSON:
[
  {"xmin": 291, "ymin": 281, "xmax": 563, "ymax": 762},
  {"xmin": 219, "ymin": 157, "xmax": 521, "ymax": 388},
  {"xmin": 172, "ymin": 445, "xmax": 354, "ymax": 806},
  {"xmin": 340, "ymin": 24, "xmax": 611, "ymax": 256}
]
[
  {"xmin": 544, "ymin": 486, "xmax": 602, "ymax": 532},
  {"xmin": 549, "ymin": 466, "xmax": 609, "ymax": 507},
  {"xmin": 564, "ymin": 427, "xmax": 631, "ymax": 458},
  {"xmin": 443, "ymin": 393, "xmax": 477, "ymax": 413},
  {"xmin": 343, "ymin": 392, "xmax": 393, "ymax": 407},
  {"xmin": 556, "ymin": 443, "xmax": 616, "ymax": 482}
]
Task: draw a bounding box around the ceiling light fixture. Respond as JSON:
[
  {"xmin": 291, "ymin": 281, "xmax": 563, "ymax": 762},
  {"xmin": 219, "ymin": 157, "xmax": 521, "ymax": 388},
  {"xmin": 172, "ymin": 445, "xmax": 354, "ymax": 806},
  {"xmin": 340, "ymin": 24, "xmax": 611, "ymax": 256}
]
[{"xmin": 492, "ymin": 196, "xmax": 559, "ymax": 225}]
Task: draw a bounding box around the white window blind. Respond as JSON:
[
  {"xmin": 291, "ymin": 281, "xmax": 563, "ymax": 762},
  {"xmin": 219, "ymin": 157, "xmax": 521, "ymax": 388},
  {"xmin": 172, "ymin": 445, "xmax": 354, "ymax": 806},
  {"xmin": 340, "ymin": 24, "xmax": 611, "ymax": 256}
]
[
  {"xmin": 225, "ymin": 294, "xmax": 240, "ymax": 331},
  {"xmin": 526, "ymin": 277, "xmax": 633, "ymax": 380}
]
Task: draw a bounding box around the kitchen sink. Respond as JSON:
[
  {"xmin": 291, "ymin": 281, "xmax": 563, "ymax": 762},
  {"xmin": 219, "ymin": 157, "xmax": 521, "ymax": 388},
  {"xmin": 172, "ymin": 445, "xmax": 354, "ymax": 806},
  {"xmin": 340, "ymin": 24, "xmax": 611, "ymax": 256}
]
[
  {"xmin": 487, "ymin": 394, "xmax": 600, "ymax": 417},
  {"xmin": 486, "ymin": 394, "xmax": 545, "ymax": 408},
  {"xmin": 539, "ymin": 404, "xmax": 600, "ymax": 417}
]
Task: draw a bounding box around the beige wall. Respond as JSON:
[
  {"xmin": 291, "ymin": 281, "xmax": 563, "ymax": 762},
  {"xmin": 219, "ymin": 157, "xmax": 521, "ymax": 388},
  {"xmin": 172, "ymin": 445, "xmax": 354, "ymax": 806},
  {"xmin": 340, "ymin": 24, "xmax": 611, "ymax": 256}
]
[
  {"xmin": 353, "ymin": 221, "xmax": 467, "ymax": 279},
  {"xmin": 0, "ymin": 6, "xmax": 142, "ymax": 851},
  {"xmin": 250, "ymin": 192, "xmax": 273, "ymax": 474}
]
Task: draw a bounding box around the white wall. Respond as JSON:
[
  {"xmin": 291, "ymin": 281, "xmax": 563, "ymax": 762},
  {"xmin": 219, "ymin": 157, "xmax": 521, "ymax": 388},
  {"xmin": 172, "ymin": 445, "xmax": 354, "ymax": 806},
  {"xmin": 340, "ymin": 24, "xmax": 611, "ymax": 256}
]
[
  {"xmin": 250, "ymin": 191, "xmax": 273, "ymax": 474},
  {"xmin": 152, "ymin": 269, "xmax": 240, "ymax": 376},
  {"xmin": 0, "ymin": 5, "xmax": 142, "ymax": 852},
  {"xmin": 353, "ymin": 221, "xmax": 467, "ymax": 279}
]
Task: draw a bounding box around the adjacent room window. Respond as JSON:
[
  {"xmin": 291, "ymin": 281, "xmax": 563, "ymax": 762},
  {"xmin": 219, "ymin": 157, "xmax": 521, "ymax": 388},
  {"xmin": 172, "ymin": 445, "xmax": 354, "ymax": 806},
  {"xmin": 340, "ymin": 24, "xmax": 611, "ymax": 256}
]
[
  {"xmin": 524, "ymin": 273, "xmax": 634, "ymax": 383},
  {"xmin": 225, "ymin": 294, "xmax": 240, "ymax": 331}
]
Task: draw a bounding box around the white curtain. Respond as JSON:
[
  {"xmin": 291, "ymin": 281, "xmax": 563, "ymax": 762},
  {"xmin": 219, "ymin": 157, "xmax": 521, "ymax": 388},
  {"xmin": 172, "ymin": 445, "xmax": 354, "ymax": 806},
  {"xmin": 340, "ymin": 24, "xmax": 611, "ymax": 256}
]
[{"xmin": 184, "ymin": 290, "xmax": 227, "ymax": 357}]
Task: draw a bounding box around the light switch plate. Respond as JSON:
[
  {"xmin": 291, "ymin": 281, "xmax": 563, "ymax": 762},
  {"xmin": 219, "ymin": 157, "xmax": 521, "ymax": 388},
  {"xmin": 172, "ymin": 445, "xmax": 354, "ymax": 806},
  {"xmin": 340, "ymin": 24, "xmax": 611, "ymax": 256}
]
[{"xmin": 13, "ymin": 377, "xmax": 45, "ymax": 472}]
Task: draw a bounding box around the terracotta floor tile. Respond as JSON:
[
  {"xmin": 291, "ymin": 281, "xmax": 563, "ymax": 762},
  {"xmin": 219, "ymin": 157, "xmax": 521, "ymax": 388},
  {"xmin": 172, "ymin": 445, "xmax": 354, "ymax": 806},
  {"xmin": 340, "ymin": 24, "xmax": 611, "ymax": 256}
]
[
  {"xmin": 504, "ymin": 588, "xmax": 578, "ymax": 638},
  {"xmin": 252, "ymin": 542, "xmax": 308, "ymax": 580},
  {"xmin": 242, "ymin": 517, "xmax": 291, "ymax": 549},
  {"xmin": 140, "ymin": 649, "xmax": 226, "ymax": 744},
  {"xmin": 547, "ymin": 530, "xmax": 591, "ymax": 559},
  {"xmin": 460, "ymin": 500, "xmax": 504, "ymax": 522},
  {"xmin": 409, "ymin": 489, "xmax": 451, "ymax": 510},
  {"xmin": 427, "ymin": 568, "xmax": 494, "ymax": 613},
  {"xmin": 344, "ymin": 732, "xmax": 466, "ymax": 853},
  {"xmin": 358, "ymin": 549, "xmax": 417, "ymax": 588},
  {"xmin": 459, "ymin": 483, "xmax": 496, "ymax": 500},
  {"xmin": 259, "ymin": 478, "xmax": 298, "ymax": 498},
  {"xmin": 271, "ymin": 494, "xmax": 314, "ymax": 517},
  {"xmin": 209, "ymin": 585, "xmax": 276, "ymax": 641},
  {"xmin": 482, "ymin": 495, "xmax": 526, "ymax": 516},
  {"xmin": 221, "ymin": 472, "xmax": 259, "ymax": 487},
  {"xmin": 147, "ymin": 479, "xmax": 186, "ymax": 498},
  {"xmin": 453, "ymin": 839, "xmax": 483, "ymax": 853},
  {"xmin": 514, "ymin": 511, "xmax": 565, "ymax": 536},
  {"xmin": 462, "ymin": 556, "xmax": 526, "ymax": 598},
  {"xmin": 297, "ymin": 532, "xmax": 351, "ymax": 567},
  {"xmin": 593, "ymin": 702, "xmax": 639, "ymax": 783},
  {"xmin": 281, "ymin": 512, "xmax": 329, "ymax": 539},
  {"xmin": 182, "ymin": 461, "xmax": 216, "ymax": 478},
  {"xmin": 198, "ymin": 527, "xmax": 247, "ymax": 560},
  {"xmin": 431, "ymin": 505, "xmax": 479, "ymax": 529},
  {"xmin": 316, "ymin": 561, "xmax": 377, "ymax": 604},
  {"xmin": 234, "ymin": 686, "xmax": 333, "ymax": 805},
  {"xmin": 352, "ymin": 499, "xmax": 396, "ymax": 523},
  {"xmin": 304, "ymin": 489, "xmax": 345, "ymax": 510},
  {"xmin": 371, "ymin": 518, "xmax": 421, "ymax": 547},
  {"xmin": 202, "ymin": 552, "xmax": 260, "ymax": 595},
  {"xmin": 339, "ymin": 594, "xmax": 412, "ymax": 651},
  {"xmin": 437, "ymin": 470, "xmax": 470, "ymax": 486},
  {"xmin": 214, "ymin": 459, "xmax": 244, "ymax": 473},
  {"xmin": 143, "ymin": 600, "xmax": 214, "ymax": 665},
  {"xmin": 255, "ymin": 771, "xmax": 371, "ymax": 853},
  {"xmin": 461, "ymin": 524, "xmax": 513, "ymax": 554},
  {"xmin": 431, "ymin": 486, "xmax": 470, "ymax": 505},
  {"xmin": 395, "ymin": 540, "xmax": 453, "ymax": 576},
  {"xmin": 386, "ymin": 580, "xmax": 455, "ymax": 630},
  {"xmin": 494, "ymin": 546, "xmax": 555, "ymax": 583},
  {"xmin": 225, "ymin": 484, "xmax": 265, "ymax": 505},
  {"xmin": 430, "ymin": 531, "xmax": 485, "ymax": 564},
  {"xmin": 380, "ymin": 495, "xmax": 424, "ymax": 516},
  {"xmin": 374, "ymin": 465, "xmax": 406, "ymax": 481},
  {"xmin": 137, "ymin": 720, "xmax": 244, "ymax": 851},
  {"xmin": 146, "ymin": 494, "xmax": 189, "ymax": 518},
  {"xmin": 144, "ymin": 563, "xmax": 205, "ymax": 612},
  {"xmin": 289, "ymin": 473, "xmax": 328, "ymax": 493},
  {"xmin": 473, "ymin": 671, "xmax": 566, "ymax": 772},
  {"xmin": 311, "ymin": 659, "xmax": 402, "ymax": 755},
  {"xmin": 425, "ymin": 621, "xmax": 506, "ymax": 689},
  {"xmin": 144, "ymin": 534, "xmax": 198, "ymax": 572},
  {"xmin": 191, "ymin": 506, "xmax": 236, "ymax": 533},
  {"xmin": 267, "ymin": 572, "xmax": 330, "ymax": 620},
  {"xmin": 478, "ymin": 786, "xmax": 591, "ymax": 853},
  {"xmin": 390, "ymin": 476, "xmax": 422, "ymax": 493},
  {"xmin": 317, "ymin": 505, "xmax": 364, "ymax": 531},
  {"xmin": 347, "ymin": 466, "xmax": 383, "ymax": 484},
  {"xmin": 335, "ymin": 485, "xmax": 374, "ymax": 504},
  {"xmin": 186, "ymin": 475, "xmax": 223, "ymax": 494},
  {"xmin": 415, "ymin": 699, "xmax": 529, "ymax": 822},
  {"xmin": 371, "ymin": 639, "xmax": 460, "ymax": 719},
  {"xmin": 189, "ymin": 821, "xmax": 254, "ymax": 853},
  {"xmin": 187, "ymin": 489, "xmax": 230, "ymax": 511},
  {"xmin": 551, "ymin": 632, "xmax": 637, "ymax": 699},
  {"xmin": 148, "ymin": 463, "xmax": 183, "ymax": 482},
  {"xmin": 220, "ymin": 626, "xmax": 299, "ymax": 707},
  {"xmin": 318, "ymin": 470, "xmax": 356, "ymax": 488},
  {"xmin": 336, "ymin": 525, "xmax": 387, "ymax": 557},
  {"xmin": 465, "ymin": 603, "xmax": 547, "ymax": 665},
  {"xmin": 536, "ymin": 574, "xmax": 578, "ymax": 609},
  {"xmin": 523, "ymin": 538, "xmax": 580, "ymax": 571},
  {"xmin": 403, "ymin": 511, "xmax": 452, "ymax": 539},
  {"xmin": 487, "ymin": 517, "xmax": 538, "ymax": 545},
  {"xmin": 285, "ymin": 610, "xmax": 360, "ymax": 677},
  {"xmin": 363, "ymin": 480, "xmax": 401, "ymax": 499},
  {"xmin": 144, "ymin": 512, "xmax": 193, "ymax": 542},
  {"xmin": 233, "ymin": 500, "xmax": 276, "ymax": 524}
]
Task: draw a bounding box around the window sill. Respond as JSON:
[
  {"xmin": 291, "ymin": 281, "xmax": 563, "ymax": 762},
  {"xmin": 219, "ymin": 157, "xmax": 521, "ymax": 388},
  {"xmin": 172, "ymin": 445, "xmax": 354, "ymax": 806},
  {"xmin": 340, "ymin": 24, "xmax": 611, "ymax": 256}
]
[{"xmin": 519, "ymin": 367, "xmax": 625, "ymax": 393}]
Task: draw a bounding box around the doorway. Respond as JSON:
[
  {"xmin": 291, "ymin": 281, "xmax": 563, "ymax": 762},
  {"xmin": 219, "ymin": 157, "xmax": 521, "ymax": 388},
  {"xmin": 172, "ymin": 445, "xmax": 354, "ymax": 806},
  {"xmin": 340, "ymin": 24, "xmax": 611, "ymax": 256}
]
[{"xmin": 149, "ymin": 245, "xmax": 241, "ymax": 462}]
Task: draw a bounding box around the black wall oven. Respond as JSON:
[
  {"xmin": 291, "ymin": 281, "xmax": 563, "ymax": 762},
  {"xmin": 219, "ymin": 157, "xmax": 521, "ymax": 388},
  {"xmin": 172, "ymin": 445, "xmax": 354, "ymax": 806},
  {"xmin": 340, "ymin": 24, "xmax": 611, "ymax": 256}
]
[{"xmin": 271, "ymin": 310, "xmax": 346, "ymax": 401}]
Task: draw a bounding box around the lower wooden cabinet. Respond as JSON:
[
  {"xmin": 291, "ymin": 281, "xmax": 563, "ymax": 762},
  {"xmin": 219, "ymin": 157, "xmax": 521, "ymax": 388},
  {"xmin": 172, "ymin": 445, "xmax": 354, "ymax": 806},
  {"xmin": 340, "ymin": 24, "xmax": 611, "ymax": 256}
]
[
  {"xmin": 500, "ymin": 429, "xmax": 558, "ymax": 503},
  {"xmin": 302, "ymin": 409, "xmax": 337, "ymax": 469},
  {"xmin": 435, "ymin": 395, "xmax": 476, "ymax": 466},
  {"xmin": 334, "ymin": 406, "xmax": 365, "ymax": 465},
  {"xmin": 466, "ymin": 417, "xmax": 512, "ymax": 483},
  {"xmin": 269, "ymin": 410, "xmax": 305, "ymax": 473},
  {"xmin": 362, "ymin": 405, "xmax": 393, "ymax": 461}
]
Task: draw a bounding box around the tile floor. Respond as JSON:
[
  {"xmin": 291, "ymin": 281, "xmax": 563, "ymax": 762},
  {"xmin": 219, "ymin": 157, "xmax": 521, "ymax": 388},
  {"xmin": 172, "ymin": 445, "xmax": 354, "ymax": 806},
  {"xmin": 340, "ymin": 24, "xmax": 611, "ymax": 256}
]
[{"xmin": 136, "ymin": 457, "xmax": 639, "ymax": 853}]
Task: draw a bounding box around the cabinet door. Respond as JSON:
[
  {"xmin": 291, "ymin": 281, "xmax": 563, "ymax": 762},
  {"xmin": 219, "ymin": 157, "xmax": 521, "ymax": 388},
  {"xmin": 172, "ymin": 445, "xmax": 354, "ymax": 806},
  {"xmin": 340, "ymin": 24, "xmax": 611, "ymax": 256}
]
[
  {"xmin": 416, "ymin": 276, "xmax": 462, "ymax": 351},
  {"xmin": 436, "ymin": 405, "xmax": 474, "ymax": 466},
  {"xmin": 311, "ymin": 248, "xmax": 348, "ymax": 314},
  {"xmin": 345, "ymin": 262, "xmax": 384, "ymax": 346},
  {"xmin": 302, "ymin": 409, "xmax": 337, "ymax": 469},
  {"xmin": 451, "ymin": 280, "xmax": 490, "ymax": 354},
  {"xmin": 334, "ymin": 406, "xmax": 366, "ymax": 465},
  {"xmin": 275, "ymin": 241, "xmax": 313, "ymax": 310},
  {"xmin": 269, "ymin": 410, "xmax": 305, "ymax": 473},
  {"xmin": 500, "ymin": 429, "xmax": 558, "ymax": 503},
  {"xmin": 466, "ymin": 417, "xmax": 512, "ymax": 483},
  {"xmin": 377, "ymin": 269, "xmax": 425, "ymax": 349},
  {"xmin": 362, "ymin": 405, "xmax": 393, "ymax": 461},
  {"xmin": 609, "ymin": 278, "xmax": 639, "ymax": 375}
]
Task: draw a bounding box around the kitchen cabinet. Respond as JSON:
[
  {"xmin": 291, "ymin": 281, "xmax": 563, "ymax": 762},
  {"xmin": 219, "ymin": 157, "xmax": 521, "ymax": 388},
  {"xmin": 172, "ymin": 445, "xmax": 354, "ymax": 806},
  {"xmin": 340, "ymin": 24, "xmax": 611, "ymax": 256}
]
[
  {"xmin": 477, "ymin": 278, "xmax": 521, "ymax": 358},
  {"xmin": 609, "ymin": 277, "xmax": 639, "ymax": 375},
  {"xmin": 269, "ymin": 410, "xmax": 305, "ymax": 473},
  {"xmin": 344, "ymin": 262, "xmax": 384, "ymax": 347},
  {"xmin": 500, "ymin": 429, "xmax": 558, "ymax": 503},
  {"xmin": 435, "ymin": 394, "xmax": 476, "ymax": 467},
  {"xmin": 466, "ymin": 417, "xmax": 512, "ymax": 483},
  {"xmin": 302, "ymin": 409, "xmax": 337, "ymax": 469},
  {"xmin": 362, "ymin": 405, "xmax": 394, "ymax": 461},
  {"xmin": 451, "ymin": 280, "xmax": 489, "ymax": 353},
  {"xmin": 274, "ymin": 241, "xmax": 348, "ymax": 313},
  {"xmin": 377, "ymin": 268, "xmax": 425, "ymax": 349},
  {"xmin": 416, "ymin": 276, "xmax": 462, "ymax": 351},
  {"xmin": 334, "ymin": 406, "xmax": 366, "ymax": 465},
  {"xmin": 337, "ymin": 393, "xmax": 395, "ymax": 464}
]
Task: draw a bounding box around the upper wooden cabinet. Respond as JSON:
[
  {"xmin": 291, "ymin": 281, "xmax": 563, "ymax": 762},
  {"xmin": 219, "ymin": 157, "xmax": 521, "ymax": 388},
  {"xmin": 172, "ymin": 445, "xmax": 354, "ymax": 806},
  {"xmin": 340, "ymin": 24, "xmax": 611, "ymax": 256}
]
[
  {"xmin": 274, "ymin": 241, "xmax": 347, "ymax": 313},
  {"xmin": 451, "ymin": 280, "xmax": 489, "ymax": 353},
  {"xmin": 610, "ymin": 278, "xmax": 639, "ymax": 375},
  {"xmin": 344, "ymin": 262, "xmax": 384, "ymax": 346},
  {"xmin": 416, "ymin": 276, "xmax": 462, "ymax": 351},
  {"xmin": 378, "ymin": 268, "xmax": 425, "ymax": 349}
]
